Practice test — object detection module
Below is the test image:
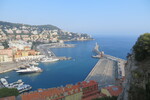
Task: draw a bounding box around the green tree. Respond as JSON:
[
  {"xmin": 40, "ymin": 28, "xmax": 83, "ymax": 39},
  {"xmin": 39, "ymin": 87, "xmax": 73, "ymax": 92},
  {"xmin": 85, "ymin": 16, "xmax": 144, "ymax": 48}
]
[
  {"xmin": 133, "ymin": 33, "xmax": 150, "ymax": 61},
  {"xmin": 0, "ymin": 88, "xmax": 19, "ymax": 98}
]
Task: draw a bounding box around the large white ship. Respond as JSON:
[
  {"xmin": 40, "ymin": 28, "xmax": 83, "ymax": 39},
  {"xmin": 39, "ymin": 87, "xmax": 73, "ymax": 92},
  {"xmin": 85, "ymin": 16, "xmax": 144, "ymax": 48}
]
[
  {"xmin": 16, "ymin": 65, "xmax": 42, "ymax": 74},
  {"xmin": 41, "ymin": 57, "xmax": 59, "ymax": 63}
]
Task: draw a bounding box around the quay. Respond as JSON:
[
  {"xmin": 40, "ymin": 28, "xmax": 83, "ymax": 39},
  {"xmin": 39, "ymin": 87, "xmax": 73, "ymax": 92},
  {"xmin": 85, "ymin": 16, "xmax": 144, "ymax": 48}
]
[
  {"xmin": 37, "ymin": 43, "xmax": 74, "ymax": 59},
  {"xmin": 85, "ymin": 56, "xmax": 126, "ymax": 88},
  {"xmin": 85, "ymin": 43, "xmax": 126, "ymax": 88}
]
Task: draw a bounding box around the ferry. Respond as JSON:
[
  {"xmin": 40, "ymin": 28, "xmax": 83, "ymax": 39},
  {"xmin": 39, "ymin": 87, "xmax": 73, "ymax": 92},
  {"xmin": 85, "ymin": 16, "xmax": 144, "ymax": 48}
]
[
  {"xmin": 16, "ymin": 65, "xmax": 42, "ymax": 74},
  {"xmin": 41, "ymin": 57, "xmax": 59, "ymax": 63}
]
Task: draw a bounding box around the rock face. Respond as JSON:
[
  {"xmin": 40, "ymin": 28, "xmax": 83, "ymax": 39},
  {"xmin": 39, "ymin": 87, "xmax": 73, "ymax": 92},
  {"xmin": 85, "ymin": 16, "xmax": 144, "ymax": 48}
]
[{"xmin": 118, "ymin": 55, "xmax": 150, "ymax": 100}]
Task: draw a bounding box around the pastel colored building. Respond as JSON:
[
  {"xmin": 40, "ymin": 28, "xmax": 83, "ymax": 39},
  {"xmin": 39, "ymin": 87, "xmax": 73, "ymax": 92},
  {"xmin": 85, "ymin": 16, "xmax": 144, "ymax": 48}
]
[
  {"xmin": 0, "ymin": 48, "xmax": 13, "ymax": 62},
  {"xmin": 0, "ymin": 54, "xmax": 13, "ymax": 62},
  {"xmin": 0, "ymin": 48, "xmax": 13, "ymax": 57}
]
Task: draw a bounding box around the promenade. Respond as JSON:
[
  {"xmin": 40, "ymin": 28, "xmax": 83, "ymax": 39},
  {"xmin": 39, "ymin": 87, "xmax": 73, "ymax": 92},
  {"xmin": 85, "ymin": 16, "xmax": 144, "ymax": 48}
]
[
  {"xmin": 0, "ymin": 61, "xmax": 29, "ymax": 74},
  {"xmin": 85, "ymin": 58, "xmax": 117, "ymax": 87}
]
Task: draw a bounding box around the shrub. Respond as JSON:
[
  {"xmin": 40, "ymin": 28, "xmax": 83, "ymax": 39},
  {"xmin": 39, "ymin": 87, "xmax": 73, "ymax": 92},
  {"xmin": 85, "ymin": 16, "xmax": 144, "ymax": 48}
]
[{"xmin": 133, "ymin": 33, "xmax": 150, "ymax": 61}]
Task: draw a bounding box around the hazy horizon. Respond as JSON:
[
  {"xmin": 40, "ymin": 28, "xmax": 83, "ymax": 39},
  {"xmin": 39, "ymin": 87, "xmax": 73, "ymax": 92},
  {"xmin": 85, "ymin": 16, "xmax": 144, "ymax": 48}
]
[{"xmin": 0, "ymin": 0, "xmax": 150, "ymax": 36}]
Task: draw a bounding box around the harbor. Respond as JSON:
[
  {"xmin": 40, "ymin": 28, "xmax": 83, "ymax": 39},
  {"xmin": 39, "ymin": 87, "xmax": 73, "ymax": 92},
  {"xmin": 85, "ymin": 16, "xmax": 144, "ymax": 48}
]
[
  {"xmin": 0, "ymin": 37, "xmax": 133, "ymax": 93},
  {"xmin": 0, "ymin": 43, "xmax": 74, "ymax": 74}
]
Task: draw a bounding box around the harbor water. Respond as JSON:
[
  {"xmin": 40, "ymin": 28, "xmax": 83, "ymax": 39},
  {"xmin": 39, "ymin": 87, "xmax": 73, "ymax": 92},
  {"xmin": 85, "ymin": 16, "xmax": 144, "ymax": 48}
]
[{"xmin": 0, "ymin": 35, "xmax": 137, "ymax": 91}]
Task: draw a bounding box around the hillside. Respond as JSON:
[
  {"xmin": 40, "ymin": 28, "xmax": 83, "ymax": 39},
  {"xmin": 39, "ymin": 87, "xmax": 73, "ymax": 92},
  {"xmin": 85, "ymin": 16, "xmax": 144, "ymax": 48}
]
[
  {"xmin": 0, "ymin": 21, "xmax": 60, "ymax": 35},
  {"xmin": 0, "ymin": 21, "xmax": 92, "ymax": 42},
  {"xmin": 118, "ymin": 33, "xmax": 150, "ymax": 100}
]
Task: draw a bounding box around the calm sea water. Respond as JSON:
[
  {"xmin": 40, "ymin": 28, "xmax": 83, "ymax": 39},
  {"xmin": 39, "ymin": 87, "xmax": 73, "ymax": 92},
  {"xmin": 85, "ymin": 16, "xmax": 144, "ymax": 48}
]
[{"xmin": 0, "ymin": 35, "xmax": 137, "ymax": 91}]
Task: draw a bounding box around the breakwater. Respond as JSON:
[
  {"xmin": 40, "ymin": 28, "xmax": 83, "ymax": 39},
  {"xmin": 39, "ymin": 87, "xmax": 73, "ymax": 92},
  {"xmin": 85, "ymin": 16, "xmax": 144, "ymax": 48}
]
[{"xmin": 85, "ymin": 55, "xmax": 126, "ymax": 88}]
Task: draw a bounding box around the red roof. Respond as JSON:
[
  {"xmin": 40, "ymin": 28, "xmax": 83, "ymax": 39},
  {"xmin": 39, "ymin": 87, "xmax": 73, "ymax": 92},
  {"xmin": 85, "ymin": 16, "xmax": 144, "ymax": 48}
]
[
  {"xmin": 80, "ymin": 80, "xmax": 98, "ymax": 88},
  {"xmin": 21, "ymin": 84, "xmax": 82, "ymax": 100},
  {"xmin": 104, "ymin": 86, "xmax": 122, "ymax": 96}
]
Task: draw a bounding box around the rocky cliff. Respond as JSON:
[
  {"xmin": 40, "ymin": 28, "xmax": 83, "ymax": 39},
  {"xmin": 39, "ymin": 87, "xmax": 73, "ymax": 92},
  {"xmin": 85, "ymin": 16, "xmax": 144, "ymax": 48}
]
[{"xmin": 118, "ymin": 33, "xmax": 150, "ymax": 100}]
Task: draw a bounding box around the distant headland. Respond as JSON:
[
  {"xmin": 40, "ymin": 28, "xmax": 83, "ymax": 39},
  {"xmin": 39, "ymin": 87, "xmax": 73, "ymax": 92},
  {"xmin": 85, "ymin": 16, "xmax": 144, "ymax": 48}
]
[{"xmin": 0, "ymin": 21, "xmax": 93, "ymax": 42}]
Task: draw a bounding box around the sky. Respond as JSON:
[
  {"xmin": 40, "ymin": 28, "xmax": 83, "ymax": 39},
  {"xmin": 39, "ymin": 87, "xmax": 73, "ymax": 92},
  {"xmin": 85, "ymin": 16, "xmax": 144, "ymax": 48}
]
[{"xmin": 0, "ymin": 0, "xmax": 150, "ymax": 36}]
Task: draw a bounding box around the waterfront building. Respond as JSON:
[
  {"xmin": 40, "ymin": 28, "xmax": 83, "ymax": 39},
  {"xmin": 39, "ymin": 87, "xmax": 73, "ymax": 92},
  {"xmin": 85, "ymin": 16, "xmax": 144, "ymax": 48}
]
[
  {"xmin": 14, "ymin": 49, "xmax": 41, "ymax": 61},
  {"xmin": 0, "ymin": 48, "xmax": 13, "ymax": 63},
  {"xmin": 0, "ymin": 54, "xmax": 13, "ymax": 62},
  {"xmin": 101, "ymin": 86, "xmax": 122, "ymax": 97},
  {"xmin": 0, "ymin": 48, "xmax": 13, "ymax": 57}
]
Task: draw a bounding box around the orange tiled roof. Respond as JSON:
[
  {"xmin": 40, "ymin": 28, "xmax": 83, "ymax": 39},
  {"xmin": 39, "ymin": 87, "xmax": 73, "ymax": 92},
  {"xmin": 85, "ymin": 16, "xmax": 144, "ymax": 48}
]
[
  {"xmin": 21, "ymin": 84, "xmax": 82, "ymax": 100},
  {"xmin": 80, "ymin": 80, "xmax": 98, "ymax": 88},
  {"xmin": 104, "ymin": 86, "xmax": 122, "ymax": 96}
]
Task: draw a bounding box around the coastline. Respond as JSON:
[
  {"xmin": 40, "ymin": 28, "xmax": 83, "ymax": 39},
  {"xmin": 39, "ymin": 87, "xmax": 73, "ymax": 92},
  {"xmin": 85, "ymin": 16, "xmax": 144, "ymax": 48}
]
[{"xmin": 0, "ymin": 43, "xmax": 75, "ymax": 74}]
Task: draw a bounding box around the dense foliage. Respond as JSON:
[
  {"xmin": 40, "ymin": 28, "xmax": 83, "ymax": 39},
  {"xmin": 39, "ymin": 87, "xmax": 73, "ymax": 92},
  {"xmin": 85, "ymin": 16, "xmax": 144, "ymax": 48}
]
[
  {"xmin": 133, "ymin": 33, "xmax": 150, "ymax": 61},
  {"xmin": 93, "ymin": 96, "xmax": 117, "ymax": 100},
  {"xmin": 0, "ymin": 88, "xmax": 19, "ymax": 98}
]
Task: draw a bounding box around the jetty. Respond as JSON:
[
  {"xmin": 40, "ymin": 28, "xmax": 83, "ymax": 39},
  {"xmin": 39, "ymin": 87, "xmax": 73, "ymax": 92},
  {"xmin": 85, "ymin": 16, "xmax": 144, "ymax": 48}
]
[{"xmin": 85, "ymin": 43, "xmax": 126, "ymax": 88}]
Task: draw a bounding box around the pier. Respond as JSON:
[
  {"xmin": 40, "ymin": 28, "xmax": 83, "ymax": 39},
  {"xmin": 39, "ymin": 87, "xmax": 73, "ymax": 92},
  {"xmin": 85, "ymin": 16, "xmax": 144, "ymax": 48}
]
[
  {"xmin": 85, "ymin": 58, "xmax": 116, "ymax": 87},
  {"xmin": 85, "ymin": 43, "xmax": 126, "ymax": 88}
]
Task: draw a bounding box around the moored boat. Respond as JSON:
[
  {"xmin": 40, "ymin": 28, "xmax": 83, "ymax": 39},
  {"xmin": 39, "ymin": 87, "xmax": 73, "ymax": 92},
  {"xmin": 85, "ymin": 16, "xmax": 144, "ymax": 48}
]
[
  {"xmin": 41, "ymin": 57, "xmax": 59, "ymax": 63},
  {"xmin": 16, "ymin": 65, "xmax": 42, "ymax": 74}
]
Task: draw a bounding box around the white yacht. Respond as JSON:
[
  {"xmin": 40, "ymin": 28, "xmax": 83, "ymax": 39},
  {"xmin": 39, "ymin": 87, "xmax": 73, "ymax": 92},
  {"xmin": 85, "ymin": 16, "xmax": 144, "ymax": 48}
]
[
  {"xmin": 41, "ymin": 57, "xmax": 59, "ymax": 63},
  {"xmin": 0, "ymin": 78, "xmax": 9, "ymax": 87},
  {"xmin": 16, "ymin": 65, "xmax": 42, "ymax": 74},
  {"xmin": 17, "ymin": 84, "xmax": 32, "ymax": 93}
]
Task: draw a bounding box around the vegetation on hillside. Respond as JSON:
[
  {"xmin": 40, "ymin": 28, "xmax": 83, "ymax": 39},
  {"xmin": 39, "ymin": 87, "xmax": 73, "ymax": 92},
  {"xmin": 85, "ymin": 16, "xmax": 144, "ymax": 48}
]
[
  {"xmin": 0, "ymin": 88, "xmax": 19, "ymax": 98},
  {"xmin": 0, "ymin": 21, "xmax": 60, "ymax": 30},
  {"xmin": 133, "ymin": 33, "xmax": 150, "ymax": 61},
  {"xmin": 93, "ymin": 96, "xmax": 117, "ymax": 100}
]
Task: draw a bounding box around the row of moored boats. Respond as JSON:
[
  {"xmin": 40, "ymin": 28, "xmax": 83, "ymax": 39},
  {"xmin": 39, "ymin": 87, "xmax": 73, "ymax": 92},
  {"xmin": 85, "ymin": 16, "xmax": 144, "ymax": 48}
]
[{"xmin": 0, "ymin": 78, "xmax": 32, "ymax": 93}]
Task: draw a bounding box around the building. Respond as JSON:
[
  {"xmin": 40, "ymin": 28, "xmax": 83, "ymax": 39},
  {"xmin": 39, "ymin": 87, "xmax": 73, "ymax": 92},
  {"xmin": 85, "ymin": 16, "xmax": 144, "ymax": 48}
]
[
  {"xmin": 0, "ymin": 80, "xmax": 101, "ymax": 100},
  {"xmin": 0, "ymin": 54, "xmax": 13, "ymax": 62},
  {"xmin": 64, "ymin": 84, "xmax": 82, "ymax": 100},
  {"xmin": 79, "ymin": 80, "xmax": 100, "ymax": 100},
  {"xmin": 0, "ymin": 48, "xmax": 13, "ymax": 62},
  {"xmin": 8, "ymin": 40, "xmax": 32, "ymax": 50},
  {"xmin": 101, "ymin": 86, "xmax": 122, "ymax": 97},
  {"xmin": 14, "ymin": 49, "xmax": 41, "ymax": 61},
  {"xmin": 21, "ymin": 84, "xmax": 82, "ymax": 100}
]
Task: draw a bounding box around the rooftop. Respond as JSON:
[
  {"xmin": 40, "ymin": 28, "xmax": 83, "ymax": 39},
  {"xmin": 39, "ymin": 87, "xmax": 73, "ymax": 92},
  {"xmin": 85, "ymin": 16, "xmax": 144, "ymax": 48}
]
[{"xmin": 104, "ymin": 86, "xmax": 122, "ymax": 96}]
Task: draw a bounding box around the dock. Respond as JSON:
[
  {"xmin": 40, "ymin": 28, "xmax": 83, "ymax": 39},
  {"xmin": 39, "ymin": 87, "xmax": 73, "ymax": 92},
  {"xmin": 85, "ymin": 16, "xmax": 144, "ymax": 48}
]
[
  {"xmin": 85, "ymin": 43, "xmax": 126, "ymax": 88},
  {"xmin": 85, "ymin": 58, "xmax": 117, "ymax": 87}
]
